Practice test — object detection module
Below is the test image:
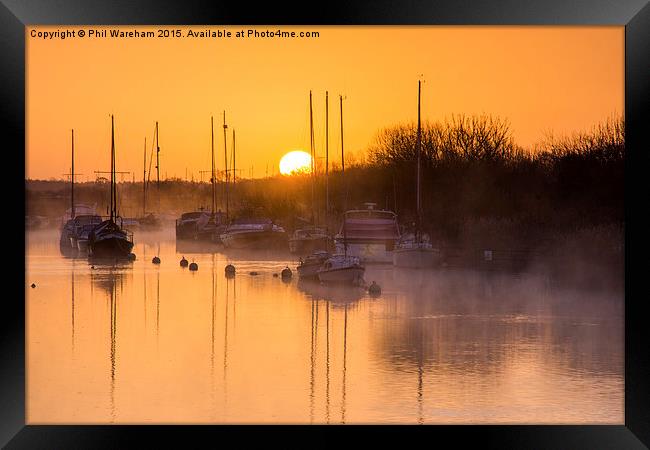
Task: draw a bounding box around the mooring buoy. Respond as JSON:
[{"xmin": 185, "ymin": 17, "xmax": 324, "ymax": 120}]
[
  {"xmin": 189, "ymin": 262, "xmax": 198, "ymax": 271},
  {"xmin": 31, "ymin": 283, "xmax": 36, "ymax": 288},
  {"xmin": 249, "ymin": 271, "xmax": 259, "ymax": 276},
  {"xmin": 225, "ymin": 264, "xmax": 236, "ymax": 276},
  {"xmin": 273, "ymin": 273, "xmax": 278, "ymax": 278},
  {"xmin": 152, "ymin": 256, "xmax": 161, "ymax": 264},
  {"xmin": 281, "ymin": 266, "xmax": 292, "ymax": 280},
  {"xmin": 180, "ymin": 256, "xmax": 188, "ymax": 267},
  {"xmin": 368, "ymin": 281, "xmax": 381, "ymax": 296}
]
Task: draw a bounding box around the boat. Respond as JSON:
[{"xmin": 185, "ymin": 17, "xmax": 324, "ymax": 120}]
[
  {"xmin": 220, "ymin": 218, "xmax": 287, "ymax": 249},
  {"xmin": 317, "ymin": 254, "xmax": 365, "ymax": 285},
  {"xmin": 136, "ymin": 123, "xmax": 163, "ymax": 230},
  {"xmin": 289, "ymin": 91, "xmax": 332, "ymax": 255},
  {"xmin": 297, "ymin": 250, "xmax": 330, "ymax": 279},
  {"xmin": 393, "ymin": 80, "xmax": 440, "ymax": 268},
  {"xmin": 60, "ymin": 129, "xmax": 82, "ymax": 252},
  {"xmin": 175, "ymin": 209, "xmax": 211, "ymax": 239},
  {"xmin": 176, "ymin": 116, "xmax": 227, "ymax": 242},
  {"xmin": 334, "ymin": 203, "xmax": 400, "ymax": 264},
  {"xmin": 60, "ymin": 204, "xmax": 97, "ymax": 229},
  {"xmin": 70, "ymin": 214, "xmax": 103, "ymax": 253},
  {"xmin": 88, "ymin": 115, "xmax": 134, "ymax": 259},
  {"xmin": 316, "ymin": 95, "xmax": 366, "ymax": 285}
]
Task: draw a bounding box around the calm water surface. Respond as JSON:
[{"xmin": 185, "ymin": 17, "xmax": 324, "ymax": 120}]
[{"xmin": 26, "ymin": 228, "xmax": 623, "ymax": 424}]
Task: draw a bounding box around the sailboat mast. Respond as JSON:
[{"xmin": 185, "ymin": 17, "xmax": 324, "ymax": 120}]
[
  {"xmin": 325, "ymin": 91, "xmax": 329, "ymax": 229},
  {"xmin": 211, "ymin": 116, "xmax": 216, "ymax": 215},
  {"xmin": 71, "ymin": 129, "xmax": 75, "ymax": 219},
  {"xmin": 340, "ymin": 95, "xmax": 347, "ymax": 256},
  {"xmin": 232, "ymin": 129, "xmax": 236, "ymax": 210},
  {"xmin": 309, "ymin": 90, "xmax": 316, "ymax": 224},
  {"xmin": 143, "ymin": 137, "xmax": 147, "ymax": 217},
  {"xmin": 155, "ymin": 121, "xmax": 160, "ymax": 212},
  {"xmin": 416, "ymin": 80, "xmax": 422, "ymax": 241},
  {"xmin": 110, "ymin": 115, "xmax": 116, "ymax": 221},
  {"xmin": 223, "ymin": 111, "xmax": 229, "ymax": 220}
]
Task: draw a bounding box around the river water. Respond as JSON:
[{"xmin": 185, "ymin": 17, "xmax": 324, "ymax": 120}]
[{"xmin": 26, "ymin": 228, "xmax": 623, "ymax": 424}]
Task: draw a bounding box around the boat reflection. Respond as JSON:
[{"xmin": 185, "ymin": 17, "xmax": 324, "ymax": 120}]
[{"xmin": 297, "ymin": 278, "xmax": 365, "ymax": 305}]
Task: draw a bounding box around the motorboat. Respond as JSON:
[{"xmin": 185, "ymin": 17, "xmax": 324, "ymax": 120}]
[{"xmin": 334, "ymin": 203, "xmax": 400, "ymax": 264}]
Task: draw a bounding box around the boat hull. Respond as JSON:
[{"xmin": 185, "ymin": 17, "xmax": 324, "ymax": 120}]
[
  {"xmin": 317, "ymin": 266, "xmax": 365, "ymax": 284},
  {"xmin": 77, "ymin": 239, "xmax": 89, "ymax": 254},
  {"xmin": 176, "ymin": 222, "xmax": 199, "ymax": 239},
  {"xmin": 89, "ymin": 236, "xmax": 134, "ymax": 258},
  {"xmin": 221, "ymin": 230, "xmax": 287, "ymax": 250},
  {"xmin": 297, "ymin": 262, "xmax": 322, "ymax": 279},
  {"xmin": 393, "ymin": 247, "xmax": 441, "ymax": 268}
]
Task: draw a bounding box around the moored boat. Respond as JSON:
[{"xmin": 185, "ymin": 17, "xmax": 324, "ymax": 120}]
[
  {"xmin": 334, "ymin": 203, "xmax": 400, "ymax": 264},
  {"xmin": 393, "ymin": 80, "xmax": 440, "ymax": 269},
  {"xmin": 88, "ymin": 218, "xmax": 134, "ymax": 258},
  {"xmin": 87, "ymin": 115, "xmax": 135, "ymax": 259},
  {"xmin": 393, "ymin": 233, "xmax": 441, "ymax": 268},
  {"xmin": 70, "ymin": 214, "xmax": 103, "ymax": 252},
  {"xmin": 317, "ymin": 95, "xmax": 366, "ymax": 286},
  {"xmin": 297, "ymin": 250, "xmax": 330, "ymax": 279},
  {"xmin": 220, "ymin": 218, "xmax": 287, "ymax": 249},
  {"xmin": 175, "ymin": 210, "xmax": 210, "ymax": 239},
  {"xmin": 317, "ymin": 254, "xmax": 365, "ymax": 285}
]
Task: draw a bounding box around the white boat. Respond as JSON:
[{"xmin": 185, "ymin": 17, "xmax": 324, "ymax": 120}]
[
  {"xmin": 297, "ymin": 250, "xmax": 330, "ymax": 278},
  {"xmin": 393, "ymin": 233, "xmax": 441, "ymax": 268},
  {"xmin": 334, "ymin": 203, "xmax": 400, "ymax": 264},
  {"xmin": 220, "ymin": 218, "xmax": 287, "ymax": 249},
  {"xmin": 317, "ymin": 254, "xmax": 365, "ymax": 285}
]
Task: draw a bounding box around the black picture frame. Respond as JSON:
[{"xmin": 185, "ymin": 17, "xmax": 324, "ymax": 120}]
[{"xmin": 4, "ymin": 0, "xmax": 649, "ymax": 448}]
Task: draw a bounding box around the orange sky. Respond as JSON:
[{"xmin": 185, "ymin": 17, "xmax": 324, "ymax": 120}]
[{"xmin": 26, "ymin": 26, "xmax": 623, "ymax": 181}]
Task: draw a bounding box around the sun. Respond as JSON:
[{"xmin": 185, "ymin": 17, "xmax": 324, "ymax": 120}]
[{"xmin": 279, "ymin": 150, "xmax": 312, "ymax": 175}]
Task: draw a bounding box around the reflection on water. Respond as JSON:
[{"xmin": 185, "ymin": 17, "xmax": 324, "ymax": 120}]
[{"xmin": 26, "ymin": 228, "xmax": 623, "ymax": 424}]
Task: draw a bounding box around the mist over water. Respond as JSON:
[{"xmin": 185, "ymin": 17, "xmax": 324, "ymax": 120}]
[{"xmin": 26, "ymin": 228, "xmax": 623, "ymax": 424}]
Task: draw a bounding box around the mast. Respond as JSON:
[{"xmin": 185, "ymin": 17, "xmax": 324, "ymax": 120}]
[
  {"xmin": 71, "ymin": 129, "xmax": 75, "ymax": 219},
  {"xmin": 232, "ymin": 128, "xmax": 236, "ymax": 210},
  {"xmin": 155, "ymin": 121, "xmax": 160, "ymax": 213},
  {"xmin": 110, "ymin": 115, "xmax": 116, "ymax": 221},
  {"xmin": 211, "ymin": 116, "xmax": 216, "ymax": 215},
  {"xmin": 325, "ymin": 91, "xmax": 329, "ymax": 231},
  {"xmin": 223, "ymin": 111, "xmax": 229, "ymax": 220},
  {"xmin": 143, "ymin": 137, "xmax": 147, "ymax": 217},
  {"xmin": 416, "ymin": 80, "xmax": 422, "ymax": 242},
  {"xmin": 309, "ymin": 90, "xmax": 316, "ymax": 225},
  {"xmin": 340, "ymin": 95, "xmax": 347, "ymax": 257}
]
